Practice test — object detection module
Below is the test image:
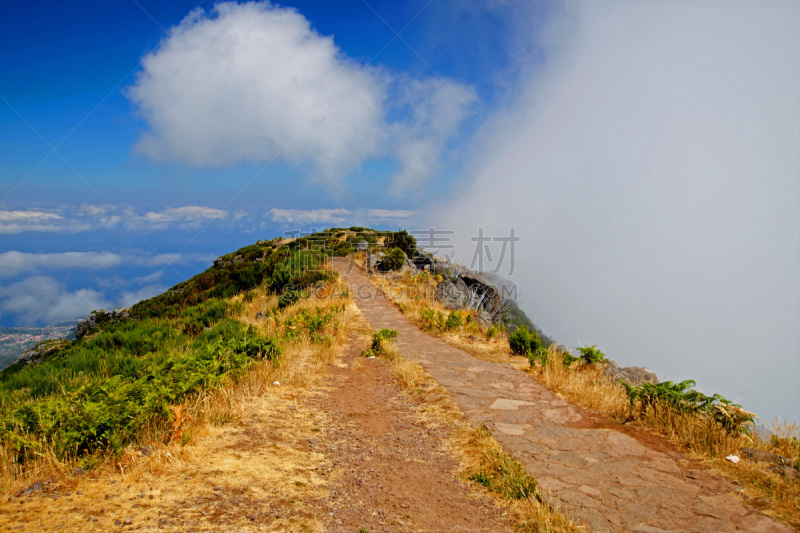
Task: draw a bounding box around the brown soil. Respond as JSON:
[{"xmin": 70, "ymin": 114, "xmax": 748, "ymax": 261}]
[
  {"xmin": 310, "ymin": 329, "xmax": 514, "ymax": 532},
  {"xmin": 0, "ymin": 311, "xmax": 514, "ymax": 532}
]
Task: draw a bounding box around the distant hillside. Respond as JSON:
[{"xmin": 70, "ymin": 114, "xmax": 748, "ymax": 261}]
[{"xmin": 0, "ymin": 324, "xmax": 75, "ymax": 370}]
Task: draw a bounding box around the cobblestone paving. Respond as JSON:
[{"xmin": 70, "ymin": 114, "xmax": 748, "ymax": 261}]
[{"xmin": 332, "ymin": 258, "xmax": 793, "ymax": 533}]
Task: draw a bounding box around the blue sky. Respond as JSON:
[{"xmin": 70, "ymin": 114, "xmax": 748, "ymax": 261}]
[
  {"xmin": 1, "ymin": 0, "xmax": 548, "ymax": 325},
  {"xmin": 1, "ymin": 1, "xmax": 798, "ymax": 423}
]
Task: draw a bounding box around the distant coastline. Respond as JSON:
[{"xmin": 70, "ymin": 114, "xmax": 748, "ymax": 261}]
[{"xmin": 0, "ymin": 322, "xmax": 76, "ymax": 369}]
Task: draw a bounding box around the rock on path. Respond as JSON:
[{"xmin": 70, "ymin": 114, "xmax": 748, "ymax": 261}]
[{"xmin": 332, "ymin": 257, "xmax": 793, "ymax": 533}]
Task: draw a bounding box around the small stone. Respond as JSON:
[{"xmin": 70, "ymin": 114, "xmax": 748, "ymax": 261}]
[
  {"xmin": 123, "ymin": 517, "xmax": 132, "ymax": 525},
  {"xmin": 114, "ymin": 519, "xmax": 121, "ymax": 526},
  {"xmin": 213, "ymin": 486, "xmax": 223, "ymax": 491}
]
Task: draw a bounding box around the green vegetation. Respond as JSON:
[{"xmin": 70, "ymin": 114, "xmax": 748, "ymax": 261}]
[
  {"xmin": 443, "ymin": 310, "xmax": 463, "ymax": 330},
  {"xmin": 621, "ymin": 379, "xmax": 756, "ymax": 434},
  {"xmin": 486, "ymin": 324, "xmax": 501, "ymax": 339},
  {"xmin": 0, "ymin": 310, "xmax": 278, "ymax": 464},
  {"xmin": 386, "ymin": 230, "xmax": 417, "ymax": 259},
  {"xmin": 508, "ymin": 326, "xmax": 546, "ymax": 365},
  {"xmin": 377, "ymin": 247, "xmax": 406, "ymax": 271},
  {"xmin": 283, "ymin": 304, "xmax": 344, "ymax": 344},
  {"xmin": 0, "ymin": 234, "xmax": 338, "ymax": 470},
  {"xmin": 363, "ymin": 329, "xmax": 398, "ymax": 357},
  {"xmin": 420, "ymin": 308, "xmax": 465, "ymax": 333},
  {"xmin": 469, "ymin": 425, "xmax": 539, "ymax": 500},
  {"xmin": 127, "ymin": 240, "xmax": 331, "ymax": 322},
  {"xmin": 577, "ymin": 344, "xmax": 606, "ymax": 364}
]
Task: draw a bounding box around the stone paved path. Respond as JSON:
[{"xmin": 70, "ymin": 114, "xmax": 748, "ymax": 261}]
[{"xmin": 332, "ymin": 258, "xmax": 794, "ymax": 533}]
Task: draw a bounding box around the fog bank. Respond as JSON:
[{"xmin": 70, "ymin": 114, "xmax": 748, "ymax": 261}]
[{"xmin": 438, "ymin": 1, "xmax": 800, "ymax": 423}]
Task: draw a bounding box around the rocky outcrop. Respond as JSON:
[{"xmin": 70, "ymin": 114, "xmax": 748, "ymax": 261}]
[
  {"xmin": 75, "ymin": 308, "xmax": 130, "ymax": 339},
  {"xmin": 13, "ymin": 339, "xmax": 71, "ymax": 368},
  {"xmin": 428, "ymin": 263, "xmax": 503, "ymax": 322},
  {"xmin": 366, "ymin": 251, "xmax": 384, "ymax": 270},
  {"xmin": 458, "ymin": 272, "xmax": 501, "ymax": 317},
  {"xmin": 741, "ymin": 447, "xmax": 798, "ymax": 481},
  {"xmin": 436, "ymin": 279, "xmax": 466, "ymax": 310},
  {"xmin": 604, "ymin": 360, "xmax": 659, "ymax": 386}
]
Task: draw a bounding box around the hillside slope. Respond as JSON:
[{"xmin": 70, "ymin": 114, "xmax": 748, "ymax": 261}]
[{"xmin": 1, "ymin": 228, "xmax": 796, "ymax": 531}]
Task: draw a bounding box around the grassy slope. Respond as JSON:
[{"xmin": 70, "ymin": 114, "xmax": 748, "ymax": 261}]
[{"xmin": 0, "ymin": 229, "xmax": 388, "ymax": 485}]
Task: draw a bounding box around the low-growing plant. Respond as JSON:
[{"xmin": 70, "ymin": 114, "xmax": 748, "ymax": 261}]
[
  {"xmin": 420, "ymin": 308, "xmax": 444, "ymax": 330},
  {"xmin": 278, "ymin": 288, "xmax": 302, "ymax": 309},
  {"xmin": 622, "ymin": 379, "xmax": 756, "ymax": 435},
  {"xmin": 469, "ymin": 425, "xmax": 539, "ymax": 501},
  {"xmin": 444, "ymin": 310, "xmax": 463, "ymax": 331},
  {"xmin": 577, "ymin": 345, "xmax": 606, "ymax": 364},
  {"xmin": 363, "ymin": 329, "xmax": 398, "ymax": 357},
  {"xmin": 508, "ymin": 326, "xmax": 546, "ymax": 365},
  {"xmin": 0, "ymin": 322, "xmax": 280, "ymax": 464}
]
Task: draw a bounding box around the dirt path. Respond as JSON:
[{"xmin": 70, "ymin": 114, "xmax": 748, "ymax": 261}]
[
  {"xmin": 0, "ymin": 307, "xmax": 514, "ymax": 532},
  {"xmin": 332, "ymin": 257, "xmax": 794, "ymax": 533},
  {"xmin": 311, "ymin": 327, "xmax": 515, "ymax": 532}
]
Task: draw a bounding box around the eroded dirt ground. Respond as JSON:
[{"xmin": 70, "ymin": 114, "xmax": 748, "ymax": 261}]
[
  {"xmin": 310, "ymin": 330, "xmax": 514, "ymax": 532},
  {"xmin": 0, "ymin": 311, "xmax": 514, "ymax": 533}
]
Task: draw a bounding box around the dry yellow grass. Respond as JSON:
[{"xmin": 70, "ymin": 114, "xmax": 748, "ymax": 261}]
[
  {"xmin": 531, "ymin": 347, "xmax": 630, "ymax": 419},
  {"xmin": 368, "ymin": 262, "xmax": 800, "ymax": 529},
  {"xmin": 369, "ymin": 322, "xmax": 582, "ymax": 532},
  {"xmin": 0, "ymin": 273, "xmax": 353, "ymax": 532}
]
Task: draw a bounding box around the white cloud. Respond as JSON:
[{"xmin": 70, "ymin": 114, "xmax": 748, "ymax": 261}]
[
  {"xmin": 0, "ymin": 205, "xmax": 235, "ymax": 233},
  {"xmin": 132, "ymin": 270, "xmax": 164, "ymax": 285},
  {"xmin": 128, "ymin": 1, "xmax": 474, "ymax": 190},
  {"xmin": 129, "ymin": 2, "xmax": 387, "ymax": 180},
  {"xmin": 365, "ymin": 209, "xmax": 416, "ymax": 221},
  {"xmin": 0, "ymin": 250, "xmax": 213, "ymax": 277},
  {"xmin": 0, "ymin": 251, "xmax": 123, "ymax": 277},
  {"xmin": 0, "ymin": 210, "xmax": 88, "ymax": 234},
  {"xmin": 268, "ymin": 208, "xmax": 352, "ymax": 225},
  {"xmin": 135, "ymin": 206, "xmax": 228, "ymax": 230},
  {"xmin": 128, "ymin": 252, "xmax": 215, "ymax": 268},
  {"xmin": 391, "ymin": 78, "xmax": 477, "ymax": 193},
  {"xmin": 0, "ymin": 276, "xmax": 110, "ymax": 326},
  {"xmin": 118, "ymin": 285, "xmax": 166, "ymax": 309}
]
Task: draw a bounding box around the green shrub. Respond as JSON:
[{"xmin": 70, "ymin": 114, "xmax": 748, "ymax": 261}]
[
  {"xmin": 278, "ymin": 289, "xmax": 302, "ymax": 309},
  {"xmin": 387, "ymin": 230, "xmax": 417, "ymax": 259},
  {"xmin": 577, "ymin": 345, "xmax": 606, "ymax": 364},
  {"xmin": 0, "ymin": 320, "xmax": 281, "ymax": 463},
  {"xmin": 508, "ymin": 326, "xmax": 547, "ymax": 366},
  {"xmin": 621, "ymin": 379, "xmax": 756, "ymax": 435},
  {"xmin": 561, "ymin": 350, "xmax": 581, "ymax": 365},
  {"xmin": 509, "ymin": 327, "xmax": 531, "ymax": 356},
  {"xmin": 444, "ymin": 311, "xmax": 463, "ymax": 331},
  {"xmin": 363, "ymin": 329, "xmax": 398, "ymax": 357},
  {"xmin": 378, "ymin": 247, "xmax": 406, "ymax": 271},
  {"xmin": 420, "ymin": 309, "xmax": 444, "ymax": 330}
]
